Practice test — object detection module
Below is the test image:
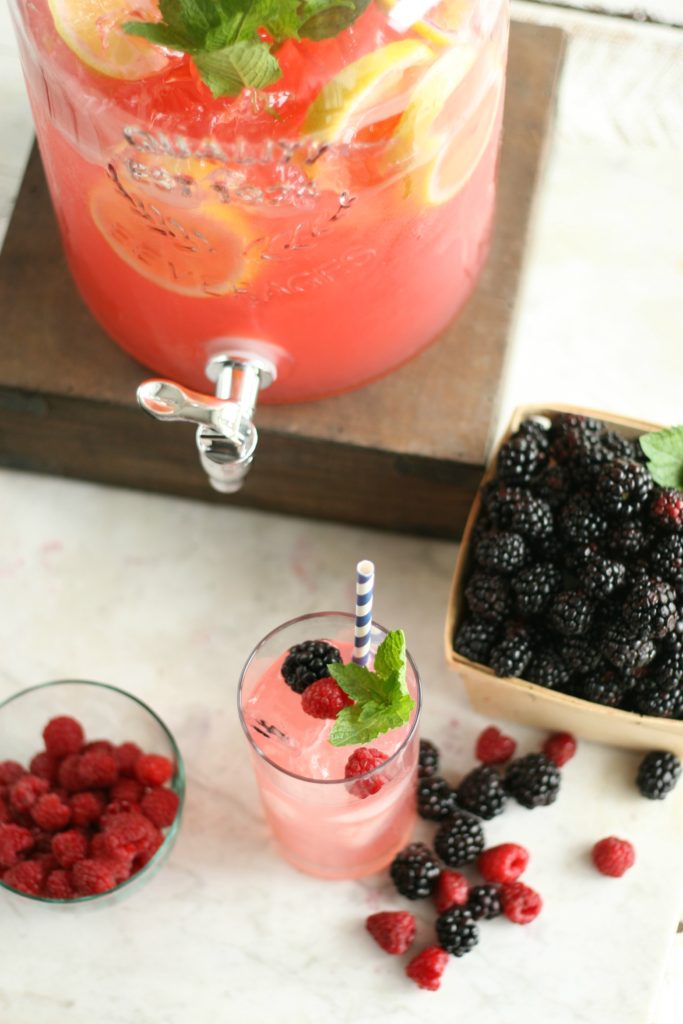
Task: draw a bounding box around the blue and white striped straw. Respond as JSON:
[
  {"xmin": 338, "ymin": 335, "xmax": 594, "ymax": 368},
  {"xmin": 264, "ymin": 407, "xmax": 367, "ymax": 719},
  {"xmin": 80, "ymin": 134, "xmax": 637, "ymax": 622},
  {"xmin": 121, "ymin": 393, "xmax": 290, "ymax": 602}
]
[{"xmin": 353, "ymin": 559, "xmax": 375, "ymax": 666}]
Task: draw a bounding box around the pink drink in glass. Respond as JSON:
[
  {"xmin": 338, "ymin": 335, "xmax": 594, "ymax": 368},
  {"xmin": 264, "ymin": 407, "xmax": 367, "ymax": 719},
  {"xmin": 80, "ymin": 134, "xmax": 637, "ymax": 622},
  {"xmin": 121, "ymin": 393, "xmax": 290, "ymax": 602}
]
[{"xmin": 238, "ymin": 613, "xmax": 421, "ymax": 879}]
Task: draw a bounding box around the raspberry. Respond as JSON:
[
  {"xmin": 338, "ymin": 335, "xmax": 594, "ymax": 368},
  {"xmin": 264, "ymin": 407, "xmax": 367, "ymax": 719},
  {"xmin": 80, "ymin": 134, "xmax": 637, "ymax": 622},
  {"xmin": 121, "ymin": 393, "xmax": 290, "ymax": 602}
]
[
  {"xmin": 0, "ymin": 761, "xmax": 24, "ymax": 786},
  {"xmin": 30, "ymin": 793, "xmax": 72, "ymax": 832},
  {"xmin": 70, "ymin": 791, "xmax": 105, "ymax": 827},
  {"xmin": 116, "ymin": 742, "xmax": 143, "ymax": 776},
  {"xmin": 456, "ymin": 765, "xmax": 507, "ymax": 819},
  {"xmin": 417, "ymin": 777, "xmax": 457, "ymax": 821},
  {"xmin": 418, "ymin": 739, "xmax": 440, "ymax": 778},
  {"xmin": 435, "ymin": 906, "xmax": 479, "ymax": 957},
  {"xmin": 505, "ymin": 753, "xmax": 561, "ymax": 809},
  {"xmin": 650, "ymin": 488, "xmax": 683, "ymax": 532},
  {"xmin": 110, "ymin": 777, "xmax": 144, "ymax": 804},
  {"xmin": 72, "ymin": 858, "xmax": 116, "ymax": 895},
  {"xmin": 365, "ymin": 911, "xmax": 416, "ymax": 955},
  {"xmin": 478, "ymin": 843, "xmax": 528, "ymax": 884},
  {"xmin": 29, "ymin": 752, "xmax": 58, "ymax": 784},
  {"xmin": 592, "ymin": 836, "xmax": 635, "ymax": 877},
  {"xmin": 405, "ymin": 946, "xmax": 449, "ymax": 991},
  {"xmin": 434, "ymin": 870, "xmax": 469, "ymax": 913},
  {"xmin": 500, "ymin": 881, "xmax": 543, "ymax": 923},
  {"xmin": 344, "ymin": 747, "xmax": 388, "ymax": 799},
  {"xmin": 0, "ymin": 796, "xmax": 9, "ymax": 824},
  {"xmin": 51, "ymin": 829, "xmax": 88, "ymax": 869},
  {"xmin": 90, "ymin": 834, "xmax": 135, "ymax": 882},
  {"xmin": 140, "ymin": 788, "xmax": 180, "ymax": 828},
  {"xmin": 467, "ymin": 885, "xmax": 502, "ymax": 920},
  {"xmin": 300, "ymin": 678, "xmax": 353, "ymax": 719},
  {"xmin": 46, "ymin": 869, "xmax": 75, "ymax": 899},
  {"xmin": 135, "ymin": 754, "xmax": 174, "ymax": 788},
  {"xmin": 9, "ymin": 774, "xmax": 49, "ymax": 812},
  {"xmin": 43, "ymin": 716, "xmax": 84, "ymax": 757},
  {"xmin": 543, "ymin": 732, "xmax": 577, "ymax": 767},
  {"xmin": 83, "ymin": 739, "xmax": 116, "ymax": 756},
  {"xmin": 78, "ymin": 750, "xmax": 119, "ymax": 788},
  {"xmin": 58, "ymin": 754, "xmax": 86, "ymax": 792},
  {"xmin": 636, "ymin": 751, "xmax": 681, "ymax": 800},
  {"xmin": 0, "ymin": 824, "xmax": 34, "ymax": 867},
  {"xmin": 101, "ymin": 811, "xmax": 160, "ymax": 858},
  {"xmin": 390, "ymin": 842, "xmax": 441, "ymax": 899},
  {"xmin": 281, "ymin": 640, "xmax": 343, "ymax": 694},
  {"xmin": 475, "ymin": 726, "xmax": 517, "ymax": 765},
  {"xmin": 3, "ymin": 860, "xmax": 45, "ymax": 896}
]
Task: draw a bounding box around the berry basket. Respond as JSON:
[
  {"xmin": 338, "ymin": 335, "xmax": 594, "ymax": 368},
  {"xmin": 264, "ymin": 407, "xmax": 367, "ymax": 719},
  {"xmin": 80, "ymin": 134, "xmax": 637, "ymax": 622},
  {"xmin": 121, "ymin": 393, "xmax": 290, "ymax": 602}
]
[{"xmin": 445, "ymin": 403, "xmax": 683, "ymax": 756}]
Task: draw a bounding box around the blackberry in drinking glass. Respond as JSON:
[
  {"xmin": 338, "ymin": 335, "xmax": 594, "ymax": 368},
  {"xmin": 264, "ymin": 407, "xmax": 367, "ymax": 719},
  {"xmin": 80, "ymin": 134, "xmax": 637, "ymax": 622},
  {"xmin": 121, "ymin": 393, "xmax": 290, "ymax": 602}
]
[
  {"xmin": 511, "ymin": 563, "xmax": 562, "ymax": 617},
  {"xmin": 559, "ymin": 494, "xmax": 608, "ymax": 546},
  {"xmin": 505, "ymin": 753, "xmax": 561, "ymax": 809},
  {"xmin": 434, "ymin": 812, "xmax": 485, "ymax": 867},
  {"xmin": 418, "ymin": 739, "xmax": 440, "ymax": 779},
  {"xmin": 453, "ymin": 618, "xmax": 499, "ymax": 666},
  {"xmin": 489, "ymin": 632, "xmax": 534, "ymax": 679},
  {"xmin": 417, "ymin": 777, "xmax": 458, "ymax": 821},
  {"xmin": 596, "ymin": 458, "xmax": 653, "ymax": 518},
  {"xmin": 475, "ymin": 532, "xmax": 528, "ymax": 575},
  {"xmin": 497, "ymin": 435, "xmax": 547, "ymax": 485},
  {"xmin": 436, "ymin": 906, "xmax": 479, "ymax": 957},
  {"xmin": 456, "ymin": 765, "xmax": 507, "ymax": 820},
  {"xmin": 280, "ymin": 640, "xmax": 342, "ymax": 693},
  {"xmin": 578, "ymin": 554, "xmax": 627, "ymax": 600},
  {"xmin": 465, "ymin": 572, "xmax": 511, "ymax": 624},
  {"xmin": 623, "ymin": 576, "xmax": 678, "ymax": 639},
  {"xmin": 390, "ymin": 843, "xmax": 441, "ymax": 900},
  {"xmin": 466, "ymin": 885, "xmax": 502, "ymax": 921},
  {"xmin": 525, "ymin": 649, "xmax": 571, "ymax": 691},
  {"xmin": 603, "ymin": 624, "xmax": 657, "ymax": 671},
  {"xmin": 636, "ymin": 751, "xmax": 682, "ymax": 800},
  {"xmin": 549, "ymin": 590, "xmax": 594, "ymax": 637}
]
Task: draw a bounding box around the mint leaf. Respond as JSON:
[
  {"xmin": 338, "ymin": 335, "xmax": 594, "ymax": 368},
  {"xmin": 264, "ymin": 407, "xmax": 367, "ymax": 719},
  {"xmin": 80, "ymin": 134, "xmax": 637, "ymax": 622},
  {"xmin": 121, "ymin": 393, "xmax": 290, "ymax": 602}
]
[
  {"xmin": 327, "ymin": 662, "xmax": 388, "ymax": 704},
  {"xmin": 195, "ymin": 40, "xmax": 281, "ymax": 96},
  {"xmin": 640, "ymin": 427, "xmax": 683, "ymax": 488},
  {"xmin": 373, "ymin": 630, "xmax": 407, "ymax": 691},
  {"xmin": 299, "ymin": 0, "xmax": 369, "ymax": 41}
]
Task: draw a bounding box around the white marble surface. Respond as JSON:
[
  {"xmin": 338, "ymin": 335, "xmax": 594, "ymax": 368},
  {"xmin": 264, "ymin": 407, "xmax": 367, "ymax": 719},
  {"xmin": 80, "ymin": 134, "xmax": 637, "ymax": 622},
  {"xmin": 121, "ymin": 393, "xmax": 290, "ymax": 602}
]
[{"xmin": 1, "ymin": 0, "xmax": 683, "ymax": 1020}]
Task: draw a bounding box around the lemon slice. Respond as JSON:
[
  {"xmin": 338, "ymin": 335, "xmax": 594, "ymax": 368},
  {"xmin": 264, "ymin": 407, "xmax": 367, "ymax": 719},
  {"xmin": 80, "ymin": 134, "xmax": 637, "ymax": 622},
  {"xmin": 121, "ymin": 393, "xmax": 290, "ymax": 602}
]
[
  {"xmin": 48, "ymin": 0, "xmax": 169, "ymax": 80},
  {"xmin": 90, "ymin": 183, "xmax": 257, "ymax": 297},
  {"xmin": 303, "ymin": 39, "xmax": 434, "ymax": 144},
  {"xmin": 379, "ymin": 0, "xmax": 471, "ymax": 47}
]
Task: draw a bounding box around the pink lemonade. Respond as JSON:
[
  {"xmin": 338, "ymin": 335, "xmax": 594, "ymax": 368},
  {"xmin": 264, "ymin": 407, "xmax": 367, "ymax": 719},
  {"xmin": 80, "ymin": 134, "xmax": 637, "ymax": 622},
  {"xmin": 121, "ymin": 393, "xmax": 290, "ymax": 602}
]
[
  {"xmin": 238, "ymin": 615, "xmax": 421, "ymax": 879},
  {"xmin": 10, "ymin": 0, "xmax": 509, "ymax": 402}
]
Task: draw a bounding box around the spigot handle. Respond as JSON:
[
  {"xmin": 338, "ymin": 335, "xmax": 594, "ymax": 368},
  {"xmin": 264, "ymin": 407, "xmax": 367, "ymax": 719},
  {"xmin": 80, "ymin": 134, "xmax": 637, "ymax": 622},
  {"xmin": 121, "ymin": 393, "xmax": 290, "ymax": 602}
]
[{"xmin": 137, "ymin": 380, "xmax": 227, "ymax": 430}]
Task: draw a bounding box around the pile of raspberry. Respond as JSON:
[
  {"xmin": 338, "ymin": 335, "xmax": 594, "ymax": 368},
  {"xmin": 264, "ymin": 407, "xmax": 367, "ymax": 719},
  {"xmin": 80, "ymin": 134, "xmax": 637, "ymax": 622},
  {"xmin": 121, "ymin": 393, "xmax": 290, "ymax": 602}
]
[
  {"xmin": 0, "ymin": 715, "xmax": 179, "ymax": 899},
  {"xmin": 454, "ymin": 413, "xmax": 683, "ymax": 719}
]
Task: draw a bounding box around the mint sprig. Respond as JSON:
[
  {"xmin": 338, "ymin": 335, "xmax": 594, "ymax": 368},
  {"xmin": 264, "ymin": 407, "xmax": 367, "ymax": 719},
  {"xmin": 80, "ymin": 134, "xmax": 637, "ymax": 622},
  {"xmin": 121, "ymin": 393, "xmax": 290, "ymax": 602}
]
[
  {"xmin": 640, "ymin": 426, "xmax": 683, "ymax": 488},
  {"xmin": 327, "ymin": 629, "xmax": 415, "ymax": 747},
  {"xmin": 124, "ymin": 0, "xmax": 371, "ymax": 98}
]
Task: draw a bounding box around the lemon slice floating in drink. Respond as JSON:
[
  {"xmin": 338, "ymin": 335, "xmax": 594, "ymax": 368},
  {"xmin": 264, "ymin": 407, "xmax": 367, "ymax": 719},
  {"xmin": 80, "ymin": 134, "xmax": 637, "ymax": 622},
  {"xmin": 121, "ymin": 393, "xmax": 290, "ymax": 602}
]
[
  {"xmin": 48, "ymin": 0, "xmax": 169, "ymax": 79},
  {"xmin": 303, "ymin": 39, "xmax": 434, "ymax": 144},
  {"xmin": 90, "ymin": 184, "xmax": 256, "ymax": 298}
]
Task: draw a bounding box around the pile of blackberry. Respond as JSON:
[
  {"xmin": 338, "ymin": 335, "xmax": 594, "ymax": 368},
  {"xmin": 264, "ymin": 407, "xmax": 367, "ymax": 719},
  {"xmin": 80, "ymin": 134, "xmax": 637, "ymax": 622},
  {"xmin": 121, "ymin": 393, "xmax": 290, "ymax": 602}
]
[{"xmin": 455, "ymin": 413, "xmax": 683, "ymax": 719}]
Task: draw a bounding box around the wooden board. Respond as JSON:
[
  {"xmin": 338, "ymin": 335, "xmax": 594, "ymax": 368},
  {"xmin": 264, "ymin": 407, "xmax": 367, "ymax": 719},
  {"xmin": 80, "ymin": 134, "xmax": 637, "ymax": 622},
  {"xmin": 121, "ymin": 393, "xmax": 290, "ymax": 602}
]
[{"xmin": 0, "ymin": 21, "xmax": 565, "ymax": 536}]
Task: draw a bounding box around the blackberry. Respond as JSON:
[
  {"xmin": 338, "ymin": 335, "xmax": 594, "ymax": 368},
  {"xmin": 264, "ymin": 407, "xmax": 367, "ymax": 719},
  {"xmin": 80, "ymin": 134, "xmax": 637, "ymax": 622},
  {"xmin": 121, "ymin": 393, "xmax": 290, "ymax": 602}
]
[
  {"xmin": 549, "ymin": 590, "xmax": 594, "ymax": 637},
  {"xmin": 526, "ymin": 649, "xmax": 571, "ymax": 691},
  {"xmin": 453, "ymin": 618, "xmax": 499, "ymax": 666},
  {"xmin": 607, "ymin": 521, "xmax": 649, "ymax": 558},
  {"xmin": 578, "ymin": 554, "xmax": 627, "ymax": 600},
  {"xmin": 489, "ymin": 632, "xmax": 534, "ymax": 679},
  {"xmin": 481, "ymin": 481, "xmax": 527, "ymax": 529},
  {"xmin": 456, "ymin": 765, "xmax": 507, "ymax": 819},
  {"xmin": 508, "ymin": 494, "xmax": 554, "ymax": 540},
  {"xmin": 418, "ymin": 738, "xmax": 440, "ymax": 778},
  {"xmin": 563, "ymin": 541, "xmax": 600, "ymax": 572},
  {"xmin": 596, "ymin": 458, "xmax": 653, "ymax": 518},
  {"xmin": 417, "ymin": 776, "xmax": 458, "ymax": 821},
  {"xmin": 601, "ymin": 430, "xmax": 639, "ymax": 461},
  {"xmin": 390, "ymin": 843, "xmax": 441, "ymax": 899},
  {"xmin": 466, "ymin": 885, "xmax": 502, "ymax": 920},
  {"xmin": 475, "ymin": 531, "xmax": 528, "ymax": 575},
  {"xmin": 505, "ymin": 753, "xmax": 561, "ymax": 809},
  {"xmin": 497, "ymin": 435, "xmax": 547, "ymax": 485},
  {"xmin": 650, "ymin": 488, "xmax": 683, "ymax": 533},
  {"xmin": 623, "ymin": 576, "xmax": 678, "ymax": 639},
  {"xmin": 560, "ymin": 636, "xmax": 602, "ymax": 676},
  {"xmin": 550, "ymin": 415, "xmax": 603, "ymax": 466},
  {"xmin": 559, "ymin": 494, "xmax": 608, "ymax": 546},
  {"xmin": 280, "ymin": 640, "xmax": 342, "ymax": 693},
  {"xmin": 650, "ymin": 535, "xmax": 683, "ymax": 593},
  {"xmin": 532, "ymin": 463, "xmax": 571, "ymax": 509},
  {"xmin": 652, "ymin": 649, "xmax": 683, "ymax": 689},
  {"xmin": 517, "ymin": 417, "xmax": 551, "ymax": 450},
  {"xmin": 434, "ymin": 811, "xmax": 485, "ymax": 867},
  {"xmin": 603, "ymin": 623, "xmax": 657, "ymax": 671},
  {"xmin": 435, "ymin": 906, "xmax": 479, "ymax": 957},
  {"xmin": 550, "ymin": 413, "xmax": 604, "ymax": 439},
  {"xmin": 581, "ymin": 666, "xmax": 630, "ymax": 708},
  {"xmin": 630, "ymin": 677, "xmax": 679, "ymax": 718},
  {"xmin": 511, "ymin": 563, "xmax": 562, "ymax": 616},
  {"xmin": 465, "ymin": 572, "xmax": 511, "ymax": 624},
  {"xmin": 663, "ymin": 618, "xmax": 683, "ymax": 657},
  {"xmin": 636, "ymin": 751, "xmax": 682, "ymax": 799}
]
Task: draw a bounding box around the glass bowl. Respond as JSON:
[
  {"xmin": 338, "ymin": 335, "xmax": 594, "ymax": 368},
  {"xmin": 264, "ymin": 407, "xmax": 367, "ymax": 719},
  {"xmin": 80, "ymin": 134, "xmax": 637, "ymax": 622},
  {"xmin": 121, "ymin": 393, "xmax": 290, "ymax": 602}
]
[{"xmin": 0, "ymin": 679, "xmax": 185, "ymax": 904}]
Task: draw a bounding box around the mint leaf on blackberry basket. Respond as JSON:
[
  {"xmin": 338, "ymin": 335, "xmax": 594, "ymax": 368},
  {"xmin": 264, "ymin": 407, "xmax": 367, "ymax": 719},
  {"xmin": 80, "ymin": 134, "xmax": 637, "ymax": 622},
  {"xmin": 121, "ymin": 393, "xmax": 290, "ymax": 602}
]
[{"xmin": 639, "ymin": 425, "xmax": 683, "ymax": 488}]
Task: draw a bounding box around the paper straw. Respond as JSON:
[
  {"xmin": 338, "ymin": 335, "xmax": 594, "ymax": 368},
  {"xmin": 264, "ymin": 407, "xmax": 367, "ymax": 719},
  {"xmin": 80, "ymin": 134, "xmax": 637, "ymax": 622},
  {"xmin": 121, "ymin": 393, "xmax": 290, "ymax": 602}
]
[{"xmin": 353, "ymin": 560, "xmax": 375, "ymax": 666}]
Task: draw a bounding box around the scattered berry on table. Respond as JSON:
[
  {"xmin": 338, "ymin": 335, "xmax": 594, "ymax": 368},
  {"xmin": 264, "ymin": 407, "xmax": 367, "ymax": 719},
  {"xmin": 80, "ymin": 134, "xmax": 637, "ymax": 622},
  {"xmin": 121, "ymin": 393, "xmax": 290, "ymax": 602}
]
[
  {"xmin": 344, "ymin": 747, "xmax": 388, "ymax": 799},
  {"xmin": 505, "ymin": 753, "xmax": 561, "ymax": 809},
  {"xmin": 418, "ymin": 739, "xmax": 440, "ymax": 778},
  {"xmin": 475, "ymin": 531, "xmax": 528, "ymax": 575},
  {"xmin": 636, "ymin": 751, "xmax": 681, "ymax": 799},
  {"xmin": 42, "ymin": 716, "xmax": 84, "ymax": 757},
  {"xmin": 650, "ymin": 488, "xmax": 683, "ymax": 532},
  {"xmin": 453, "ymin": 619, "xmax": 499, "ymax": 665},
  {"xmin": 300, "ymin": 678, "xmax": 353, "ymax": 719},
  {"xmin": 365, "ymin": 911, "xmax": 416, "ymax": 955},
  {"xmin": 543, "ymin": 732, "xmax": 577, "ymax": 767},
  {"xmin": 475, "ymin": 725, "xmax": 516, "ymax": 765},
  {"xmin": 456, "ymin": 765, "xmax": 507, "ymax": 819},
  {"xmin": 467, "ymin": 885, "xmax": 502, "ymax": 920},
  {"xmin": 500, "ymin": 881, "xmax": 543, "ymax": 923},
  {"xmin": 435, "ymin": 906, "xmax": 479, "ymax": 957},
  {"xmin": 280, "ymin": 640, "xmax": 342, "ymax": 693},
  {"xmin": 405, "ymin": 946, "xmax": 449, "ymax": 991},
  {"xmin": 592, "ymin": 836, "xmax": 635, "ymax": 878},
  {"xmin": 434, "ymin": 811, "xmax": 485, "ymax": 868},
  {"xmin": 434, "ymin": 869, "xmax": 469, "ymax": 913},
  {"xmin": 478, "ymin": 843, "xmax": 529, "ymax": 884},
  {"xmin": 417, "ymin": 776, "xmax": 458, "ymax": 821},
  {"xmin": 390, "ymin": 842, "xmax": 441, "ymax": 900},
  {"xmin": 464, "ymin": 572, "xmax": 511, "ymax": 624}
]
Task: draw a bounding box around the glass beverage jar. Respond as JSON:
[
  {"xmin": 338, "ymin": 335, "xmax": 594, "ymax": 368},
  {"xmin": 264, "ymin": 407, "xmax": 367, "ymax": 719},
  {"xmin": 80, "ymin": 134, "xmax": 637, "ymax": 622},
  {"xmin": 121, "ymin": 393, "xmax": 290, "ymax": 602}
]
[{"xmin": 9, "ymin": 0, "xmax": 509, "ymax": 405}]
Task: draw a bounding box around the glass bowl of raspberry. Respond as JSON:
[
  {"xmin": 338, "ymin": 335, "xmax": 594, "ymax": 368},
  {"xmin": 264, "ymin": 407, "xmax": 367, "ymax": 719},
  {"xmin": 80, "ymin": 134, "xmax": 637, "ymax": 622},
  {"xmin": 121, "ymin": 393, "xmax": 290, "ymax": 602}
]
[{"xmin": 0, "ymin": 679, "xmax": 185, "ymax": 903}]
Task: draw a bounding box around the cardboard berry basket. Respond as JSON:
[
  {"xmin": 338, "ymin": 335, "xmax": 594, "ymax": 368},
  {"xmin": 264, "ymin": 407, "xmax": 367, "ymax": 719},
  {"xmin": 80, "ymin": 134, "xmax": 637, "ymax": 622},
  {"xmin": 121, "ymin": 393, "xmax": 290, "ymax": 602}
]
[{"xmin": 444, "ymin": 403, "xmax": 683, "ymax": 756}]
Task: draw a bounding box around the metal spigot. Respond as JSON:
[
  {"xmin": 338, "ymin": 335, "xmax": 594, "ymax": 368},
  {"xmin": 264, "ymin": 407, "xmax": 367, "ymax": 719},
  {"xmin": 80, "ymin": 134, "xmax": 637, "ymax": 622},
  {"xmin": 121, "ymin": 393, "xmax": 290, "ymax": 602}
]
[{"xmin": 137, "ymin": 353, "xmax": 276, "ymax": 493}]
